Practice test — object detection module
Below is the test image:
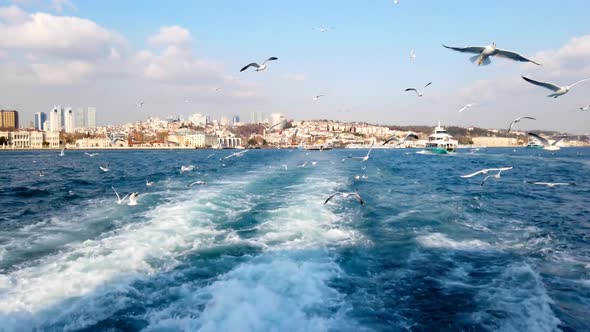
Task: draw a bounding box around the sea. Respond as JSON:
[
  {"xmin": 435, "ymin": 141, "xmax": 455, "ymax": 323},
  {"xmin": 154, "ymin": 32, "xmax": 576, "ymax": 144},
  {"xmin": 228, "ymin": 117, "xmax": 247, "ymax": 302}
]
[{"xmin": 0, "ymin": 148, "xmax": 588, "ymax": 332}]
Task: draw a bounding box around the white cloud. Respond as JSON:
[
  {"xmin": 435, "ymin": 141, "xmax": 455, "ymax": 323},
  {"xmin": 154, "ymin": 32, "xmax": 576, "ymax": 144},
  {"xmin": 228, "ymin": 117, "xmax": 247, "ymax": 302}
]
[
  {"xmin": 30, "ymin": 60, "xmax": 94, "ymax": 83},
  {"xmin": 0, "ymin": 5, "xmax": 29, "ymax": 24},
  {"xmin": 148, "ymin": 25, "xmax": 192, "ymax": 46}
]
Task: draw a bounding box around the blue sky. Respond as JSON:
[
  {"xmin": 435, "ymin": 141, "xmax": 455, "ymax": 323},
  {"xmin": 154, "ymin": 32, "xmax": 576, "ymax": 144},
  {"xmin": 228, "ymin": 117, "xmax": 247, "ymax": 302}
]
[{"xmin": 1, "ymin": 0, "xmax": 590, "ymax": 132}]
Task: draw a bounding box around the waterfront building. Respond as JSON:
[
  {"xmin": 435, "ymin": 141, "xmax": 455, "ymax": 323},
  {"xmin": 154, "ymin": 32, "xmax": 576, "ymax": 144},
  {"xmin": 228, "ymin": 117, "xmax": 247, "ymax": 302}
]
[{"xmin": 0, "ymin": 110, "xmax": 19, "ymax": 130}]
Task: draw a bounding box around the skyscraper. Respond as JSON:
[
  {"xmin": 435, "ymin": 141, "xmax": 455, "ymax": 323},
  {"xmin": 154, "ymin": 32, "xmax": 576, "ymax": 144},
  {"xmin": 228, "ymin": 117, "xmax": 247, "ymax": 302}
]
[
  {"xmin": 250, "ymin": 111, "xmax": 266, "ymax": 123},
  {"xmin": 34, "ymin": 112, "xmax": 47, "ymax": 130},
  {"xmin": 232, "ymin": 115, "xmax": 240, "ymax": 125},
  {"xmin": 64, "ymin": 108, "xmax": 75, "ymax": 133},
  {"xmin": 75, "ymin": 108, "xmax": 85, "ymax": 128},
  {"xmin": 49, "ymin": 106, "xmax": 61, "ymax": 132},
  {"xmin": 0, "ymin": 110, "xmax": 19, "ymax": 129},
  {"xmin": 87, "ymin": 107, "xmax": 96, "ymax": 128}
]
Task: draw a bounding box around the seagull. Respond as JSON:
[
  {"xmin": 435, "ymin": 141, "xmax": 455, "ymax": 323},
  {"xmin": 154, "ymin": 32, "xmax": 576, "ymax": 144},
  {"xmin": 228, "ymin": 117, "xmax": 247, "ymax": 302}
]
[
  {"xmin": 58, "ymin": 148, "xmax": 65, "ymax": 157},
  {"xmin": 38, "ymin": 170, "xmax": 45, "ymax": 177},
  {"xmin": 382, "ymin": 133, "xmax": 419, "ymax": 146},
  {"xmin": 128, "ymin": 192, "xmax": 139, "ymax": 206},
  {"xmin": 523, "ymin": 181, "xmax": 575, "ymax": 188},
  {"xmin": 206, "ymin": 153, "xmax": 215, "ymax": 159},
  {"xmin": 393, "ymin": 0, "xmax": 400, "ymax": 4},
  {"xmin": 313, "ymin": 95, "xmax": 325, "ymax": 101},
  {"xmin": 324, "ymin": 192, "xmax": 364, "ymax": 205},
  {"xmin": 311, "ymin": 161, "xmax": 317, "ymax": 167},
  {"xmin": 112, "ymin": 186, "xmax": 130, "ymax": 204},
  {"xmin": 146, "ymin": 179, "xmax": 154, "ymax": 186},
  {"xmin": 460, "ymin": 166, "xmax": 513, "ymax": 178},
  {"xmin": 405, "ymin": 82, "xmax": 432, "ymax": 97},
  {"xmin": 527, "ymin": 133, "xmax": 565, "ymax": 151},
  {"xmin": 186, "ymin": 180, "xmax": 207, "ymax": 188},
  {"xmin": 224, "ymin": 149, "xmax": 249, "ymax": 160},
  {"xmin": 458, "ymin": 103, "xmax": 476, "ymax": 113},
  {"xmin": 85, "ymin": 152, "xmax": 99, "ymax": 157},
  {"xmin": 579, "ymin": 105, "xmax": 590, "ymax": 111},
  {"xmin": 180, "ymin": 165, "xmax": 195, "ymax": 173},
  {"xmin": 240, "ymin": 57, "xmax": 278, "ymax": 72},
  {"xmin": 507, "ymin": 116, "xmax": 536, "ymax": 133},
  {"xmin": 443, "ymin": 43, "xmax": 541, "ymax": 66},
  {"xmin": 136, "ymin": 101, "xmax": 144, "ymax": 108},
  {"xmin": 410, "ymin": 49, "xmax": 416, "ymax": 61},
  {"xmin": 352, "ymin": 142, "xmax": 374, "ymax": 161},
  {"xmin": 522, "ymin": 76, "xmax": 590, "ymax": 98},
  {"xmin": 480, "ymin": 169, "xmax": 507, "ymax": 187},
  {"xmin": 281, "ymin": 164, "xmax": 288, "ymax": 170},
  {"xmin": 298, "ymin": 161, "xmax": 308, "ymax": 168},
  {"xmin": 99, "ymin": 163, "xmax": 110, "ymax": 172}
]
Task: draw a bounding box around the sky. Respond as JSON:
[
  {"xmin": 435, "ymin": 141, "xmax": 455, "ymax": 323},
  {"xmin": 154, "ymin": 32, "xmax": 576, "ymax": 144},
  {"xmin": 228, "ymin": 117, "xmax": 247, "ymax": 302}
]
[{"xmin": 0, "ymin": 0, "xmax": 589, "ymax": 133}]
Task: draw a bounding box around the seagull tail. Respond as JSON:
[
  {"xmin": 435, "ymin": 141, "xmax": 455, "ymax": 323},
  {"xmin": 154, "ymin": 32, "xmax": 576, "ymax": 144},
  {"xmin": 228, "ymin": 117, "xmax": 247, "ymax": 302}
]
[{"xmin": 469, "ymin": 55, "xmax": 480, "ymax": 63}]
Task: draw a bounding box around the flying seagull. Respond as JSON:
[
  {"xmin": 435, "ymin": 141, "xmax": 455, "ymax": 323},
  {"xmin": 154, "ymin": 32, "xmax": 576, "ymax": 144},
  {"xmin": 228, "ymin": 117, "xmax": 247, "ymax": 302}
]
[
  {"xmin": 527, "ymin": 133, "xmax": 565, "ymax": 151},
  {"xmin": 523, "ymin": 181, "xmax": 575, "ymax": 188},
  {"xmin": 180, "ymin": 165, "xmax": 195, "ymax": 173},
  {"xmin": 186, "ymin": 180, "xmax": 207, "ymax": 188},
  {"xmin": 324, "ymin": 192, "xmax": 364, "ymax": 205},
  {"xmin": 458, "ymin": 103, "xmax": 476, "ymax": 113},
  {"xmin": 240, "ymin": 57, "xmax": 278, "ymax": 72},
  {"xmin": 99, "ymin": 163, "xmax": 110, "ymax": 172},
  {"xmin": 112, "ymin": 186, "xmax": 130, "ymax": 204},
  {"xmin": 522, "ymin": 76, "xmax": 590, "ymax": 98},
  {"xmin": 146, "ymin": 179, "xmax": 154, "ymax": 186},
  {"xmin": 460, "ymin": 166, "xmax": 513, "ymax": 178},
  {"xmin": 84, "ymin": 152, "xmax": 99, "ymax": 157},
  {"xmin": 224, "ymin": 149, "xmax": 249, "ymax": 160},
  {"xmin": 58, "ymin": 148, "xmax": 65, "ymax": 157},
  {"xmin": 352, "ymin": 142, "xmax": 374, "ymax": 161},
  {"xmin": 128, "ymin": 192, "xmax": 139, "ymax": 206},
  {"xmin": 382, "ymin": 133, "xmax": 419, "ymax": 146},
  {"xmin": 579, "ymin": 105, "xmax": 590, "ymax": 111},
  {"xmin": 313, "ymin": 95, "xmax": 325, "ymax": 101},
  {"xmin": 405, "ymin": 82, "xmax": 432, "ymax": 97},
  {"xmin": 507, "ymin": 116, "xmax": 536, "ymax": 133},
  {"xmin": 410, "ymin": 49, "xmax": 416, "ymax": 61},
  {"xmin": 443, "ymin": 43, "xmax": 541, "ymax": 66},
  {"xmin": 480, "ymin": 169, "xmax": 507, "ymax": 187}
]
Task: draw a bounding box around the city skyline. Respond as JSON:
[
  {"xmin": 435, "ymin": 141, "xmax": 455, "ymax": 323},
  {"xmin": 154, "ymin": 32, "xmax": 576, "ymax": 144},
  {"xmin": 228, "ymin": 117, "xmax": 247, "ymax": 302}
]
[{"xmin": 0, "ymin": 1, "xmax": 589, "ymax": 133}]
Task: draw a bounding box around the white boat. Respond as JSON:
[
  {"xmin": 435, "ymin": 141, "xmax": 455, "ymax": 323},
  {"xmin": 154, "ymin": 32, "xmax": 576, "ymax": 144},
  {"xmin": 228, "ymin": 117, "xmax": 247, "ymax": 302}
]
[{"xmin": 424, "ymin": 122, "xmax": 457, "ymax": 154}]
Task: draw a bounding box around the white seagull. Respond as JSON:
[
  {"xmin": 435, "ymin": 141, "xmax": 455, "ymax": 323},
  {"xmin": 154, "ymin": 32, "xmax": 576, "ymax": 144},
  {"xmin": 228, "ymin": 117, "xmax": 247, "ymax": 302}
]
[
  {"xmin": 112, "ymin": 186, "xmax": 130, "ymax": 204},
  {"xmin": 58, "ymin": 148, "xmax": 65, "ymax": 157},
  {"xmin": 382, "ymin": 133, "xmax": 419, "ymax": 146},
  {"xmin": 206, "ymin": 153, "xmax": 215, "ymax": 159},
  {"xmin": 410, "ymin": 49, "xmax": 416, "ymax": 61},
  {"xmin": 405, "ymin": 82, "xmax": 432, "ymax": 97},
  {"xmin": 527, "ymin": 133, "xmax": 565, "ymax": 151},
  {"xmin": 460, "ymin": 167, "xmax": 513, "ymax": 178},
  {"xmin": 522, "ymin": 76, "xmax": 590, "ymax": 98},
  {"xmin": 507, "ymin": 116, "xmax": 536, "ymax": 133},
  {"xmin": 180, "ymin": 165, "xmax": 195, "ymax": 173},
  {"xmin": 298, "ymin": 161, "xmax": 308, "ymax": 168},
  {"xmin": 146, "ymin": 179, "xmax": 154, "ymax": 186},
  {"xmin": 480, "ymin": 169, "xmax": 508, "ymax": 187},
  {"xmin": 352, "ymin": 142, "xmax": 374, "ymax": 161},
  {"xmin": 240, "ymin": 57, "xmax": 278, "ymax": 72},
  {"xmin": 38, "ymin": 170, "xmax": 45, "ymax": 177},
  {"xmin": 99, "ymin": 163, "xmax": 110, "ymax": 172},
  {"xmin": 313, "ymin": 95, "xmax": 325, "ymax": 101},
  {"xmin": 458, "ymin": 103, "xmax": 476, "ymax": 113},
  {"xmin": 579, "ymin": 105, "xmax": 590, "ymax": 111},
  {"xmin": 443, "ymin": 43, "xmax": 541, "ymax": 66},
  {"xmin": 524, "ymin": 181, "xmax": 575, "ymax": 188},
  {"xmin": 224, "ymin": 149, "xmax": 249, "ymax": 160},
  {"xmin": 85, "ymin": 152, "xmax": 99, "ymax": 157},
  {"xmin": 324, "ymin": 192, "xmax": 364, "ymax": 205},
  {"xmin": 128, "ymin": 192, "xmax": 139, "ymax": 206},
  {"xmin": 186, "ymin": 181, "xmax": 207, "ymax": 188}
]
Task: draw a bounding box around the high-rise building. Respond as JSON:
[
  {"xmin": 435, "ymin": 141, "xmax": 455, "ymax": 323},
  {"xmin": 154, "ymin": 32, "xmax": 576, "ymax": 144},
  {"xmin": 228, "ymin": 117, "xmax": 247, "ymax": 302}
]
[
  {"xmin": 75, "ymin": 108, "xmax": 85, "ymax": 128},
  {"xmin": 33, "ymin": 112, "xmax": 47, "ymax": 130},
  {"xmin": 232, "ymin": 115, "xmax": 240, "ymax": 125},
  {"xmin": 87, "ymin": 107, "xmax": 96, "ymax": 128},
  {"xmin": 220, "ymin": 116, "xmax": 230, "ymax": 126},
  {"xmin": 50, "ymin": 106, "xmax": 61, "ymax": 132},
  {"xmin": 250, "ymin": 111, "xmax": 266, "ymax": 124},
  {"xmin": 64, "ymin": 108, "xmax": 75, "ymax": 133},
  {"xmin": 43, "ymin": 120, "xmax": 51, "ymax": 132},
  {"xmin": 0, "ymin": 110, "xmax": 19, "ymax": 130}
]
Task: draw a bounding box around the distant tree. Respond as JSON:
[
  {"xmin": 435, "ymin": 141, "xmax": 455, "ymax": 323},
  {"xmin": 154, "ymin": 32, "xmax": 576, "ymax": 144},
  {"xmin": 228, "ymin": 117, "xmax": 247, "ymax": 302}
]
[{"xmin": 42, "ymin": 141, "xmax": 49, "ymax": 147}]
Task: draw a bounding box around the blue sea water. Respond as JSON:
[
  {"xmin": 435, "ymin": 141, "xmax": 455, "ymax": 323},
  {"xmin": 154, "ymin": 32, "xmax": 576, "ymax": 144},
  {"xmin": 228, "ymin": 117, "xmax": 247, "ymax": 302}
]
[{"xmin": 0, "ymin": 148, "xmax": 589, "ymax": 332}]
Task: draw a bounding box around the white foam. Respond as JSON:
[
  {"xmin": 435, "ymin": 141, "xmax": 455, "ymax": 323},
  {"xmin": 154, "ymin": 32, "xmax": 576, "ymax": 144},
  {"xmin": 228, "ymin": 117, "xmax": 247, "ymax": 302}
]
[{"xmin": 416, "ymin": 233, "xmax": 492, "ymax": 250}]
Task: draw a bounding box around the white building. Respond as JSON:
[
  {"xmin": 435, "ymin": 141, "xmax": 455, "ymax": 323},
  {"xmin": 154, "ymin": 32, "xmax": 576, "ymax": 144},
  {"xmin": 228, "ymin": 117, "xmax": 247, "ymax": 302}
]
[
  {"xmin": 220, "ymin": 116, "xmax": 230, "ymax": 126},
  {"xmin": 30, "ymin": 131, "xmax": 44, "ymax": 148},
  {"xmin": 87, "ymin": 107, "xmax": 96, "ymax": 128},
  {"xmin": 45, "ymin": 132, "xmax": 60, "ymax": 148},
  {"xmin": 64, "ymin": 108, "xmax": 75, "ymax": 133},
  {"xmin": 43, "ymin": 120, "xmax": 51, "ymax": 132},
  {"xmin": 11, "ymin": 131, "xmax": 30, "ymax": 148},
  {"xmin": 179, "ymin": 132, "xmax": 218, "ymax": 147},
  {"xmin": 76, "ymin": 137, "xmax": 111, "ymax": 148},
  {"xmin": 219, "ymin": 136, "xmax": 242, "ymax": 148},
  {"xmin": 50, "ymin": 106, "xmax": 61, "ymax": 132}
]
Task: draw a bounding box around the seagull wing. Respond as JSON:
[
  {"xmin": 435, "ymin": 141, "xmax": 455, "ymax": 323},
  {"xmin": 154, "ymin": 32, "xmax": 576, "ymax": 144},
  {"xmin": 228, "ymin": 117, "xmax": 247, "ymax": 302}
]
[
  {"xmin": 424, "ymin": 82, "xmax": 432, "ymax": 88},
  {"xmin": 480, "ymin": 175, "xmax": 492, "ymax": 187},
  {"xmin": 240, "ymin": 63, "xmax": 260, "ymax": 72},
  {"xmin": 522, "ymin": 76, "xmax": 561, "ymax": 92},
  {"xmin": 567, "ymin": 78, "xmax": 590, "ymax": 89},
  {"xmin": 112, "ymin": 186, "xmax": 120, "ymax": 201},
  {"xmin": 382, "ymin": 135, "xmax": 401, "ymax": 145},
  {"xmin": 366, "ymin": 142, "xmax": 374, "ymax": 157},
  {"xmin": 461, "ymin": 169, "xmax": 487, "ymax": 178},
  {"xmin": 405, "ymin": 88, "xmax": 419, "ymax": 95},
  {"xmin": 527, "ymin": 133, "xmax": 550, "ymax": 147},
  {"xmin": 352, "ymin": 193, "xmax": 364, "ymax": 205},
  {"xmin": 403, "ymin": 133, "xmax": 419, "ymax": 141},
  {"xmin": 324, "ymin": 192, "xmax": 341, "ymax": 205},
  {"xmin": 552, "ymin": 137, "xmax": 566, "ymax": 146},
  {"xmin": 262, "ymin": 57, "xmax": 278, "ymax": 65},
  {"xmin": 495, "ymin": 49, "xmax": 541, "ymax": 65},
  {"xmin": 442, "ymin": 45, "xmax": 486, "ymax": 54}
]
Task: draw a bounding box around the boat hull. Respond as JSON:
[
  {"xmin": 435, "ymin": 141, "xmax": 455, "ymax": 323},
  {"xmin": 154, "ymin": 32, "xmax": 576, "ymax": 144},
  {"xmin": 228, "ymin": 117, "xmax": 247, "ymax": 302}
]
[{"xmin": 426, "ymin": 147, "xmax": 449, "ymax": 155}]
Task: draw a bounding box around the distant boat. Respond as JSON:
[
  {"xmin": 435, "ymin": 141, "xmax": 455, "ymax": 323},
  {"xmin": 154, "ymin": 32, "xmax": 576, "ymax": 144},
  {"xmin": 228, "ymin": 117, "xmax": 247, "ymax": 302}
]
[
  {"xmin": 303, "ymin": 144, "xmax": 332, "ymax": 151},
  {"xmin": 424, "ymin": 122, "xmax": 457, "ymax": 154},
  {"xmin": 525, "ymin": 142, "xmax": 543, "ymax": 149}
]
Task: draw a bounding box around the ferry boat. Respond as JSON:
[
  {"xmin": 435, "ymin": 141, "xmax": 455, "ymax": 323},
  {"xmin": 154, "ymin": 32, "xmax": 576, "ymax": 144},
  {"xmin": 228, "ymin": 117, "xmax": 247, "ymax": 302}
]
[
  {"xmin": 525, "ymin": 142, "xmax": 543, "ymax": 149},
  {"xmin": 425, "ymin": 122, "xmax": 457, "ymax": 154}
]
